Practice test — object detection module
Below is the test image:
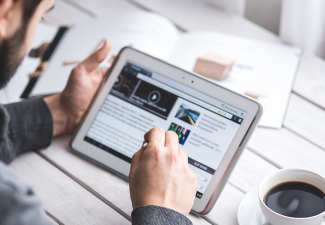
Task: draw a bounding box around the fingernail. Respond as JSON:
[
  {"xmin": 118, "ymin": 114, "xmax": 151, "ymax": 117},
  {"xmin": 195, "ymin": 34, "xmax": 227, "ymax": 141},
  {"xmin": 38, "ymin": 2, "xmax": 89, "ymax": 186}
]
[
  {"xmin": 101, "ymin": 41, "xmax": 107, "ymax": 48},
  {"xmin": 101, "ymin": 40, "xmax": 108, "ymax": 49},
  {"xmin": 93, "ymin": 39, "xmax": 107, "ymax": 52}
]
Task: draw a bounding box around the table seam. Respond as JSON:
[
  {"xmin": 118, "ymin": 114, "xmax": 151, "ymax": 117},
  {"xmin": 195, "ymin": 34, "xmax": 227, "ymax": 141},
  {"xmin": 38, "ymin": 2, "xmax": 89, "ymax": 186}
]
[
  {"xmin": 37, "ymin": 151, "xmax": 132, "ymax": 222},
  {"xmin": 45, "ymin": 210, "xmax": 65, "ymax": 225}
]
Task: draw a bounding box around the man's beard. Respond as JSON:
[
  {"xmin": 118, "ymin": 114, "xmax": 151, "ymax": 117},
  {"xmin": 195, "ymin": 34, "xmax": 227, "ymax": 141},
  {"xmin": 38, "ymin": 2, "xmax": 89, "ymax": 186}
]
[{"xmin": 0, "ymin": 25, "xmax": 25, "ymax": 90}]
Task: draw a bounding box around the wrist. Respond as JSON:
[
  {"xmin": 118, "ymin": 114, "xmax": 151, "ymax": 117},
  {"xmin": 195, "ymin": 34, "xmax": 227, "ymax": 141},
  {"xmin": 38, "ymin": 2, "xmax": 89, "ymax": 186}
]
[{"xmin": 44, "ymin": 94, "xmax": 70, "ymax": 136}]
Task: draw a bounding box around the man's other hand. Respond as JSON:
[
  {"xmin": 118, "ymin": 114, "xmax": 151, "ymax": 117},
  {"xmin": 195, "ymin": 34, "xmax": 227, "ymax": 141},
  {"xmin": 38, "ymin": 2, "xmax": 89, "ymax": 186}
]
[
  {"xmin": 129, "ymin": 127, "xmax": 198, "ymax": 216},
  {"xmin": 45, "ymin": 41, "xmax": 111, "ymax": 136}
]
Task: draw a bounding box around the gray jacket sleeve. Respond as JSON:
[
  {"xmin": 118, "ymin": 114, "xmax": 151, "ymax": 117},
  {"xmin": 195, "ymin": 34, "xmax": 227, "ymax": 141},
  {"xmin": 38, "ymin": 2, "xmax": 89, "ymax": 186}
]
[
  {"xmin": 0, "ymin": 98, "xmax": 53, "ymax": 164},
  {"xmin": 132, "ymin": 205, "xmax": 193, "ymax": 225},
  {"xmin": 0, "ymin": 98, "xmax": 54, "ymax": 224},
  {"xmin": 0, "ymin": 161, "xmax": 54, "ymax": 225}
]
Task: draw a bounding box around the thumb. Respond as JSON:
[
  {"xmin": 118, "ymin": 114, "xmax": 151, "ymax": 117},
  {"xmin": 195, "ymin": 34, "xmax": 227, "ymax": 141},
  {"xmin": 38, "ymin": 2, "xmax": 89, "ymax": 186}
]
[
  {"xmin": 95, "ymin": 67, "xmax": 110, "ymax": 79},
  {"xmin": 79, "ymin": 41, "xmax": 111, "ymax": 73}
]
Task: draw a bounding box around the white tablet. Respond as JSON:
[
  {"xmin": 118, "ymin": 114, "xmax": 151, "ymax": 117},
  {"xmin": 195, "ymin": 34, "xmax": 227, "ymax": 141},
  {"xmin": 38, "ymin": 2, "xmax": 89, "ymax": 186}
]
[{"xmin": 71, "ymin": 47, "xmax": 263, "ymax": 214}]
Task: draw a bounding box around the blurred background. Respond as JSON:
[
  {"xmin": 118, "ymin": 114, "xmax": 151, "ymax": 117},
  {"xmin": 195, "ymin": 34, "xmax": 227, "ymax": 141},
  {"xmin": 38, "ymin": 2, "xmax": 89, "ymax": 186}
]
[
  {"xmin": 208, "ymin": 0, "xmax": 325, "ymax": 59},
  {"xmin": 44, "ymin": 0, "xmax": 325, "ymax": 59},
  {"xmin": 1, "ymin": 0, "xmax": 325, "ymax": 126}
]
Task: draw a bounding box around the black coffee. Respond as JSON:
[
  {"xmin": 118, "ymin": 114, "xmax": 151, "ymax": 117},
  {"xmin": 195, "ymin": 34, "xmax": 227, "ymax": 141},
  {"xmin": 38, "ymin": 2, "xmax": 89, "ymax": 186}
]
[{"xmin": 264, "ymin": 182, "xmax": 325, "ymax": 218}]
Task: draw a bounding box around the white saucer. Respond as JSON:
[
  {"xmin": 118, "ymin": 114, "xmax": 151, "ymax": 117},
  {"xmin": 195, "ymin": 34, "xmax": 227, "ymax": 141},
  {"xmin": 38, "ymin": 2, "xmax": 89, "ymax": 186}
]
[{"xmin": 237, "ymin": 186, "xmax": 271, "ymax": 225}]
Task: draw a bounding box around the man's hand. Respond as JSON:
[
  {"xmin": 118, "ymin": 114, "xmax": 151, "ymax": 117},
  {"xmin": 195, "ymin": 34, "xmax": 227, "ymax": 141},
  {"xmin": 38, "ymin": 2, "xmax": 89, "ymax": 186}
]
[
  {"xmin": 129, "ymin": 127, "xmax": 198, "ymax": 216},
  {"xmin": 45, "ymin": 41, "xmax": 111, "ymax": 136}
]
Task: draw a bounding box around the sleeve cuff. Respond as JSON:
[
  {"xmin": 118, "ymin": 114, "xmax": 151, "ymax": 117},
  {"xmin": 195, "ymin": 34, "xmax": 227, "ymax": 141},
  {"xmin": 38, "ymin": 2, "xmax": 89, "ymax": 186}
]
[
  {"xmin": 131, "ymin": 205, "xmax": 193, "ymax": 225},
  {"xmin": 4, "ymin": 98, "xmax": 53, "ymax": 159}
]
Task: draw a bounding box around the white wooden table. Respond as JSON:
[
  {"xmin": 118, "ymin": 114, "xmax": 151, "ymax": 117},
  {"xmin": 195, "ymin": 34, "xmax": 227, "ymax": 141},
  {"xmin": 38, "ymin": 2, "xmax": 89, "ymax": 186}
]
[{"xmin": 9, "ymin": 0, "xmax": 325, "ymax": 224}]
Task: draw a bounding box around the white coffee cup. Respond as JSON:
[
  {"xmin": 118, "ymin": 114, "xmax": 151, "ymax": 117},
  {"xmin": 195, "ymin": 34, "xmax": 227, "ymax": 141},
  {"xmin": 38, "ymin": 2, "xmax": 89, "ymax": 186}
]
[{"xmin": 258, "ymin": 168, "xmax": 325, "ymax": 225}]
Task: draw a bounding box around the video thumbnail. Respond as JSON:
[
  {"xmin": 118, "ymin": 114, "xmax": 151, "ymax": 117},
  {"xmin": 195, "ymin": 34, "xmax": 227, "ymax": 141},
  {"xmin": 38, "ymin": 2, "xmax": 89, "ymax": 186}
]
[
  {"xmin": 112, "ymin": 65, "xmax": 141, "ymax": 98},
  {"xmin": 132, "ymin": 81, "xmax": 178, "ymax": 119},
  {"xmin": 168, "ymin": 123, "xmax": 191, "ymax": 145},
  {"xmin": 175, "ymin": 103, "xmax": 201, "ymax": 126},
  {"xmin": 111, "ymin": 63, "xmax": 179, "ymax": 120}
]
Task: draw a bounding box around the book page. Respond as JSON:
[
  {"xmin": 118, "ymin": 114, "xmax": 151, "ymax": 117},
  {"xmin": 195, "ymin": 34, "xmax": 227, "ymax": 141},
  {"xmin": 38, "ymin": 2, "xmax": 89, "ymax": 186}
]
[
  {"xmin": 31, "ymin": 12, "xmax": 178, "ymax": 96},
  {"xmin": 169, "ymin": 31, "xmax": 301, "ymax": 128}
]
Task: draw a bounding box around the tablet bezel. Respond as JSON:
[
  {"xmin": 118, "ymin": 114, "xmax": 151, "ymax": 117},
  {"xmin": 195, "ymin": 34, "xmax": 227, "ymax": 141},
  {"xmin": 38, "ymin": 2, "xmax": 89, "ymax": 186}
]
[{"xmin": 71, "ymin": 47, "xmax": 263, "ymax": 214}]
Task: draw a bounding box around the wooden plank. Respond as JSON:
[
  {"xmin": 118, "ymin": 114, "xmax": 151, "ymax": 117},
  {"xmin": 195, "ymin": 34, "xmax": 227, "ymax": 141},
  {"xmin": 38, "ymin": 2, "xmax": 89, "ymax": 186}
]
[
  {"xmin": 45, "ymin": 211, "xmax": 62, "ymax": 225},
  {"xmin": 204, "ymin": 147, "xmax": 278, "ymax": 223},
  {"xmin": 131, "ymin": 0, "xmax": 281, "ymax": 43},
  {"xmin": 293, "ymin": 53, "xmax": 325, "ymax": 110},
  {"xmin": 189, "ymin": 213, "xmax": 212, "ymax": 225},
  {"xmin": 41, "ymin": 136, "xmax": 132, "ymax": 214},
  {"xmin": 40, "ymin": 135, "xmax": 211, "ymax": 225},
  {"xmin": 9, "ymin": 152, "xmax": 130, "ymax": 225},
  {"xmin": 42, "ymin": 135, "xmax": 280, "ymax": 225},
  {"xmin": 248, "ymin": 126, "xmax": 325, "ymax": 177},
  {"xmin": 204, "ymin": 184, "xmax": 244, "ymax": 225},
  {"xmin": 228, "ymin": 149, "xmax": 278, "ymax": 193},
  {"xmin": 284, "ymin": 94, "xmax": 325, "ymax": 150}
]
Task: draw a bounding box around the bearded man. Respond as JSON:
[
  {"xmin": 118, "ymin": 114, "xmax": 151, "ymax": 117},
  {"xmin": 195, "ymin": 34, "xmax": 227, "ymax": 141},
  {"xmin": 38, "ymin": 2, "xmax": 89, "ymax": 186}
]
[{"xmin": 0, "ymin": 0, "xmax": 197, "ymax": 224}]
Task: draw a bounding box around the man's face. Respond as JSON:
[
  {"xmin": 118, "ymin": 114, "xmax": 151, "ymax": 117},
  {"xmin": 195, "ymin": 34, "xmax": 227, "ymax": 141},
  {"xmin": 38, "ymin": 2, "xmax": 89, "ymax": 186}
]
[{"xmin": 0, "ymin": 0, "xmax": 55, "ymax": 89}]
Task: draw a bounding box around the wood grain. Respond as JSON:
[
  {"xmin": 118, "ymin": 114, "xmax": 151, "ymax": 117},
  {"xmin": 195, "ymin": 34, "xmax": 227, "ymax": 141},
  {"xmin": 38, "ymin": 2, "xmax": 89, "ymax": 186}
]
[
  {"xmin": 204, "ymin": 146, "xmax": 278, "ymax": 223},
  {"xmin": 42, "ymin": 135, "xmax": 280, "ymax": 225},
  {"xmin": 45, "ymin": 211, "xmax": 62, "ymax": 225},
  {"xmin": 205, "ymin": 184, "xmax": 244, "ymax": 225},
  {"xmin": 293, "ymin": 54, "xmax": 325, "ymax": 109},
  {"xmin": 9, "ymin": 152, "xmax": 130, "ymax": 225},
  {"xmin": 284, "ymin": 94, "xmax": 325, "ymax": 150},
  {"xmin": 41, "ymin": 135, "xmax": 211, "ymax": 225},
  {"xmin": 228, "ymin": 149, "xmax": 278, "ymax": 193},
  {"xmin": 249, "ymin": 126, "xmax": 325, "ymax": 177}
]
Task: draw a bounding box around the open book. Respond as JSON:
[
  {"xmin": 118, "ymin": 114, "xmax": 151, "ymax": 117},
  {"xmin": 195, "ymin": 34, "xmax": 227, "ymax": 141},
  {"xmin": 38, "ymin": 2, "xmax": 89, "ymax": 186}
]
[{"xmin": 31, "ymin": 11, "xmax": 301, "ymax": 129}]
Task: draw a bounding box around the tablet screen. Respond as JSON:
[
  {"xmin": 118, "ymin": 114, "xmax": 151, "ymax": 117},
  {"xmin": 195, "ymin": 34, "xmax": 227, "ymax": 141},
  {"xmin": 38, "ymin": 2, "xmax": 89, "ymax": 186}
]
[{"xmin": 84, "ymin": 62, "xmax": 246, "ymax": 199}]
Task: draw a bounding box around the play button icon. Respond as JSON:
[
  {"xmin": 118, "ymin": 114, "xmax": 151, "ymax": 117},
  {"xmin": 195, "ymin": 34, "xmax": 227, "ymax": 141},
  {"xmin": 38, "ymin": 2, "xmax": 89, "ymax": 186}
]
[{"xmin": 148, "ymin": 90, "xmax": 161, "ymax": 104}]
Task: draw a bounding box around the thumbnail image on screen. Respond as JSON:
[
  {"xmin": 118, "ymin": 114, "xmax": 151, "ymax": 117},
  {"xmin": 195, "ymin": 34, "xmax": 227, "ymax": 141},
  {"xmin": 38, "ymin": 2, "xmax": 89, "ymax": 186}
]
[
  {"xmin": 168, "ymin": 123, "xmax": 191, "ymax": 145},
  {"xmin": 175, "ymin": 103, "xmax": 201, "ymax": 126},
  {"xmin": 113, "ymin": 67, "xmax": 139, "ymax": 98}
]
